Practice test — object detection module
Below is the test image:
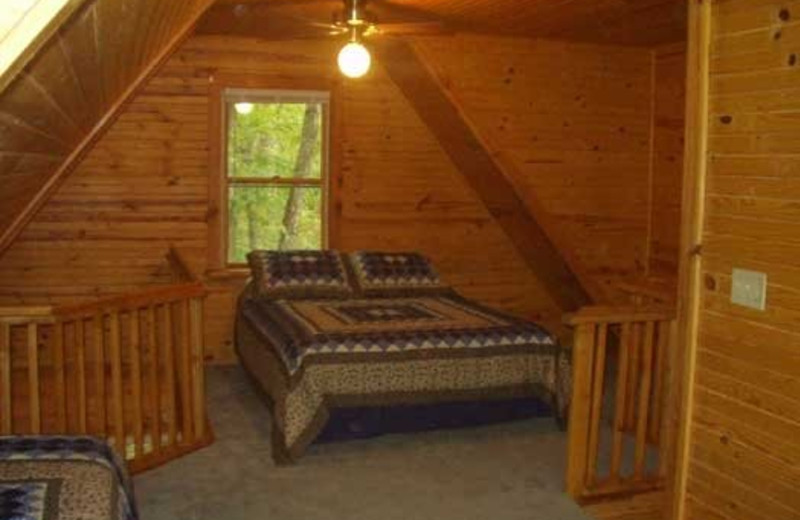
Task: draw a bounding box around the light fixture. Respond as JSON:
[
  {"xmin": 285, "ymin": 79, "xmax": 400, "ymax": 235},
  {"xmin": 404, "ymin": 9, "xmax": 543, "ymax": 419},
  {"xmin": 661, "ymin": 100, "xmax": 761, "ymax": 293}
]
[
  {"xmin": 337, "ymin": 1, "xmax": 371, "ymax": 79},
  {"xmin": 337, "ymin": 39, "xmax": 371, "ymax": 78},
  {"xmin": 234, "ymin": 102, "xmax": 254, "ymax": 115}
]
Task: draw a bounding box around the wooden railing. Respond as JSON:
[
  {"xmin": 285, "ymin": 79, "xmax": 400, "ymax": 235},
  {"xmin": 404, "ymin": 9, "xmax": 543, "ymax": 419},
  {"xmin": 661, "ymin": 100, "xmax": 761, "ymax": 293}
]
[
  {"xmin": 564, "ymin": 306, "xmax": 676, "ymax": 501},
  {"xmin": 0, "ymin": 283, "xmax": 211, "ymax": 473}
]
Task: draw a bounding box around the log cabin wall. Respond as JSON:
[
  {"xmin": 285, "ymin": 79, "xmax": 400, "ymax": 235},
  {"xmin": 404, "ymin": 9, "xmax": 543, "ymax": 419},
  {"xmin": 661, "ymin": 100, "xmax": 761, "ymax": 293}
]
[
  {"xmin": 0, "ymin": 33, "xmax": 681, "ymax": 363},
  {"xmin": 678, "ymin": 1, "xmax": 800, "ymax": 519},
  {"xmin": 648, "ymin": 43, "xmax": 687, "ymax": 281}
]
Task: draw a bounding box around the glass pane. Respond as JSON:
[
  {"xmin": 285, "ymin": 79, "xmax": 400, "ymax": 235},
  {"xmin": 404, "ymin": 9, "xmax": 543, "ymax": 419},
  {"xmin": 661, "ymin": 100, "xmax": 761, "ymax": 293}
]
[
  {"xmin": 227, "ymin": 186, "xmax": 323, "ymax": 263},
  {"xmin": 227, "ymin": 102, "xmax": 323, "ymax": 179}
]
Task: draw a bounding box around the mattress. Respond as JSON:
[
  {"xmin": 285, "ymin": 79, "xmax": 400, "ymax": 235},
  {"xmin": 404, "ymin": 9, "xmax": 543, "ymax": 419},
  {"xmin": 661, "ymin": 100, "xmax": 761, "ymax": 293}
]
[
  {"xmin": 237, "ymin": 291, "xmax": 571, "ymax": 462},
  {"xmin": 0, "ymin": 436, "xmax": 137, "ymax": 520}
]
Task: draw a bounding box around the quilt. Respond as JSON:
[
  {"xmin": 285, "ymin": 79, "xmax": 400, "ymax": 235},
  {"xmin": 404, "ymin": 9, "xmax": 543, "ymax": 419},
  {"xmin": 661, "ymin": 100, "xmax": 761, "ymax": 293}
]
[
  {"xmin": 0, "ymin": 436, "xmax": 137, "ymax": 520},
  {"xmin": 242, "ymin": 294, "xmax": 558, "ymax": 374},
  {"xmin": 237, "ymin": 291, "xmax": 572, "ymax": 462}
]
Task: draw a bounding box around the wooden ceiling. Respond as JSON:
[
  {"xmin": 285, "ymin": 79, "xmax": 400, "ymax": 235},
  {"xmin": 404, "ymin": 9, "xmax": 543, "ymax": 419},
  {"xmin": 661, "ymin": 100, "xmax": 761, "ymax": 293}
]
[
  {"xmin": 0, "ymin": 0, "xmax": 216, "ymax": 255},
  {"xmin": 200, "ymin": 0, "xmax": 687, "ymax": 47},
  {"xmin": 0, "ymin": 0, "xmax": 685, "ymax": 259}
]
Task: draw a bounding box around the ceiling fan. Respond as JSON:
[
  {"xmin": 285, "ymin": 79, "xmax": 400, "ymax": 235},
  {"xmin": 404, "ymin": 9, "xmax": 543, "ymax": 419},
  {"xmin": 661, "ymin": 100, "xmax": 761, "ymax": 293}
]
[
  {"xmin": 319, "ymin": 0, "xmax": 442, "ymax": 77},
  {"xmin": 315, "ymin": 0, "xmax": 443, "ymax": 39},
  {"xmin": 200, "ymin": 0, "xmax": 445, "ymax": 77}
]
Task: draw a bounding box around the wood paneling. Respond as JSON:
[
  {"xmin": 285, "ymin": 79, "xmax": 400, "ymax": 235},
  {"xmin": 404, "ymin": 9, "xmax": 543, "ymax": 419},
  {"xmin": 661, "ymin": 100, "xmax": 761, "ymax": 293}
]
[
  {"xmin": 648, "ymin": 43, "xmax": 687, "ymax": 279},
  {"xmin": 0, "ymin": 33, "xmax": 683, "ymax": 362},
  {"xmin": 375, "ymin": 38, "xmax": 590, "ymax": 310},
  {"xmin": 206, "ymin": 0, "xmax": 687, "ymax": 47},
  {"xmin": 0, "ymin": 0, "xmax": 216, "ymax": 258},
  {"xmin": 414, "ymin": 35, "xmax": 658, "ymax": 301},
  {"xmin": 677, "ymin": 1, "xmax": 800, "ymax": 519}
]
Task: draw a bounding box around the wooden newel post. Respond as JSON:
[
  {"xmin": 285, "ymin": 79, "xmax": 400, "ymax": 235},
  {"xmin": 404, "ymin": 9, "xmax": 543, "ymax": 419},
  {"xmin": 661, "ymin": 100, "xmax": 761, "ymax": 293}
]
[{"xmin": 566, "ymin": 322, "xmax": 596, "ymax": 498}]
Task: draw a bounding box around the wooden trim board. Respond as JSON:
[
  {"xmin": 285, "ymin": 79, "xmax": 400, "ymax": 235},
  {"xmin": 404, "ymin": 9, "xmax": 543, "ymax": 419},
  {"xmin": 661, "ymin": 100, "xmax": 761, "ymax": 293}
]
[{"xmin": 668, "ymin": 1, "xmax": 711, "ymax": 518}]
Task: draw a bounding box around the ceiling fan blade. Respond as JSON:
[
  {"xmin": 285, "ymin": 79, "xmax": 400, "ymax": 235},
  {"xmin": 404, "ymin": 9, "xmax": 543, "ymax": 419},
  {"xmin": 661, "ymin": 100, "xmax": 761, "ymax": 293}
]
[
  {"xmin": 369, "ymin": 21, "xmax": 446, "ymax": 36},
  {"xmin": 196, "ymin": 0, "xmax": 448, "ymax": 40}
]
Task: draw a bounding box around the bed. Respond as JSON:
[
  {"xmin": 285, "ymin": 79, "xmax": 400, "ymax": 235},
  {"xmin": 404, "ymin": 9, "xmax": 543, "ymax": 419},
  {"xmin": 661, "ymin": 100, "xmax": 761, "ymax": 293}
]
[
  {"xmin": 0, "ymin": 436, "xmax": 137, "ymax": 520},
  {"xmin": 235, "ymin": 250, "xmax": 571, "ymax": 463}
]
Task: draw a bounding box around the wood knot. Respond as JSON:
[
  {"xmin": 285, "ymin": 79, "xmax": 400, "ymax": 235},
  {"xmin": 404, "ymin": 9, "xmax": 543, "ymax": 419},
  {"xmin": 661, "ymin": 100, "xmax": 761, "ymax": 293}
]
[
  {"xmin": 704, "ymin": 274, "xmax": 717, "ymax": 291},
  {"xmin": 720, "ymin": 115, "xmax": 733, "ymax": 125},
  {"xmin": 789, "ymin": 53, "xmax": 797, "ymax": 66},
  {"xmin": 779, "ymin": 7, "xmax": 791, "ymax": 21}
]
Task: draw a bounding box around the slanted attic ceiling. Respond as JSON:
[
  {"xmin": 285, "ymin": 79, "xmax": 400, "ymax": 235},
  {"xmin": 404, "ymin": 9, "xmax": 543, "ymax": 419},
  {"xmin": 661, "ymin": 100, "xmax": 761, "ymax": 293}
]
[
  {"xmin": 0, "ymin": 0, "xmax": 686, "ymax": 260},
  {"xmin": 0, "ymin": 0, "xmax": 216, "ymax": 255},
  {"xmin": 201, "ymin": 0, "xmax": 687, "ymax": 46}
]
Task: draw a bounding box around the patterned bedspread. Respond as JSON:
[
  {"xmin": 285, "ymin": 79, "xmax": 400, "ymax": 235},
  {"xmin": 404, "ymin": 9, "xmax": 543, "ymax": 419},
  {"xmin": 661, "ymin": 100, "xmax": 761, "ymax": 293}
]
[
  {"xmin": 237, "ymin": 291, "xmax": 572, "ymax": 463},
  {"xmin": 0, "ymin": 437, "xmax": 137, "ymax": 520},
  {"xmin": 241, "ymin": 294, "xmax": 557, "ymax": 373}
]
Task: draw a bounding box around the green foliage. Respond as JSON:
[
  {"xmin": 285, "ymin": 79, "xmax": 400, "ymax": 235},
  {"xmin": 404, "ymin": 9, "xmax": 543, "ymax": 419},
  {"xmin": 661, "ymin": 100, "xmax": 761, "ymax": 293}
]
[
  {"xmin": 228, "ymin": 103, "xmax": 321, "ymax": 179},
  {"xmin": 227, "ymin": 102, "xmax": 324, "ymax": 263}
]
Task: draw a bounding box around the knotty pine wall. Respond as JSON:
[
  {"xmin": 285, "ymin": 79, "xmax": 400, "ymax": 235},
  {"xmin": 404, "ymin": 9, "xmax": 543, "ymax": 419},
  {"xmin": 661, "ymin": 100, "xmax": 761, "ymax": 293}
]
[
  {"xmin": 649, "ymin": 43, "xmax": 687, "ymax": 279},
  {"xmin": 0, "ymin": 34, "xmax": 684, "ymax": 362},
  {"xmin": 682, "ymin": 1, "xmax": 800, "ymax": 519},
  {"xmin": 416, "ymin": 35, "xmax": 685, "ymax": 296}
]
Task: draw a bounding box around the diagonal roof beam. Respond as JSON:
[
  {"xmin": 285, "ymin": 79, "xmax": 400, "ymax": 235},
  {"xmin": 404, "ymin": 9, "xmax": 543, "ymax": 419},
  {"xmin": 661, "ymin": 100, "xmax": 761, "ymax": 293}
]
[{"xmin": 374, "ymin": 38, "xmax": 592, "ymax": 311}]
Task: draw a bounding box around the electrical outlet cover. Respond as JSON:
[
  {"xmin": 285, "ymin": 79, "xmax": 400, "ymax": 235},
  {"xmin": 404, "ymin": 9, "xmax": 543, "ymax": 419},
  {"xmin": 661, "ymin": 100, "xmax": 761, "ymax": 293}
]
[{"xmin": 731, "ymin": 268, "xmax": 767, "ymax": 311}]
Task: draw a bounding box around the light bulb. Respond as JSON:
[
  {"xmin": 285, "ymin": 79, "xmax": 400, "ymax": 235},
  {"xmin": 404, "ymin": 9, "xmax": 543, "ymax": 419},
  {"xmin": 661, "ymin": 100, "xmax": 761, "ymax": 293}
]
[
  {"xmin": 338, "ymin": 42, "xmax": 371, "ymax": 78},
  {"xmin": 234, "ymin": 102, "xmax": 254, "ymax": 115}
]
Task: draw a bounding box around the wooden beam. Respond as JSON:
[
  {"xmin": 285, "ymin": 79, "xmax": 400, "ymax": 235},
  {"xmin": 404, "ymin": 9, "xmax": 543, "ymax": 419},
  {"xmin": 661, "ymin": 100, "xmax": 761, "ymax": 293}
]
[
  {"xmin": 669, "ymin": 1, "xmax": 711, "ymax": 519},
  {"xmin": 374, "ymin": 38, "xmax": 590, "ymax": 311},
  {"xmin": 0, "ymin": 0, "xmax": 216, "ymax": 259}
]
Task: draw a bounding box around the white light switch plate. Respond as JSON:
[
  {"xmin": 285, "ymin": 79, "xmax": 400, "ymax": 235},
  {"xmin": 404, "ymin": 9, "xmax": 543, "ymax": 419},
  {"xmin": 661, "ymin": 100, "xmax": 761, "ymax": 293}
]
[{"xmin": 731, "ymin": 268, "xmax": 767, "ymax": 311}]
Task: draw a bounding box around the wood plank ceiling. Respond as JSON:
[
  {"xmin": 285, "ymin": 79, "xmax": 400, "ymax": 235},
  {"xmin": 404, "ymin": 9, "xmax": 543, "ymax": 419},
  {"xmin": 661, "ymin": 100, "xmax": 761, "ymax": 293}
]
[
  {"xmin": 202, "ymin": 0, "xmax": 687, "ymax": 46},
  {"xmin": 0, "ymin": 0, "xmax": 216, "ymax": 255},
  {"xmin": 0, "ymin": 0, "xmax": 686, "ymax": 261}
]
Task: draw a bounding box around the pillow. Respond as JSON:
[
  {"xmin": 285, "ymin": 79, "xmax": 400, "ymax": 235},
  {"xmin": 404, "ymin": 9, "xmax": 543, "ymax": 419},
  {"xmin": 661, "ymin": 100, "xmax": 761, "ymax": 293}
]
[
  {"xmin": 347, "ymin": 251, "xmax": 445, "ymax": 294},
  {"xmin": 247, "ymin": 250, "xmax": 353, "ymax": 298}
]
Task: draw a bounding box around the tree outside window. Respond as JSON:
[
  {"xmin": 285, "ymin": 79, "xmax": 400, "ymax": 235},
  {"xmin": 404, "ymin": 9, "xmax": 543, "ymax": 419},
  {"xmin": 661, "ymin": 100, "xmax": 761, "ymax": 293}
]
[{"xmin": 224, "ymin": 90, "xmax": 329, "ymax": 264}]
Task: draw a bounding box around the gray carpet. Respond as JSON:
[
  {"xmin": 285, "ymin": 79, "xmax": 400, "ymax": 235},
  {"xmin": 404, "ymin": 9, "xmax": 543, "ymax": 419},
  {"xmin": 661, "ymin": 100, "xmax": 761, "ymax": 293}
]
[{"xmin": 135, "ymin": 366, "xmax": 590, "ymax": 520}]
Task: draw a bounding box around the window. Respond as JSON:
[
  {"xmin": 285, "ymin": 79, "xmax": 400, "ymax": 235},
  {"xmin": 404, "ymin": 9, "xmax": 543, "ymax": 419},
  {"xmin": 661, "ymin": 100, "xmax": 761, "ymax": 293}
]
[
  {"xmin": 222, "ymin": 89, "xmax": 330, "ymax": 265},
  {"xmin": 1, "ymin": 0, "xmax": 72, "ymax": 81}
]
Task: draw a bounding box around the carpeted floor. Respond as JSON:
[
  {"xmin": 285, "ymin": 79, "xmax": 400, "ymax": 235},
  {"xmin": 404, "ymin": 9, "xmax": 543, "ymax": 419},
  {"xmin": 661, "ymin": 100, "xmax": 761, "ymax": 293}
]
[{"xmin": 135, "ymin": 366, "xmax": 591, "ymax": 520}]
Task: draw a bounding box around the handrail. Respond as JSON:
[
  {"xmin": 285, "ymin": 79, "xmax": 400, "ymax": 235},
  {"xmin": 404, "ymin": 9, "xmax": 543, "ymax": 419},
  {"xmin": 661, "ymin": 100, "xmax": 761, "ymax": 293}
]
[
  {"xmin": 564, "ymin": 306, "xmax": 675, "ymax": 326},
  {"xmin": 54, "ymin": 282, "xmax": 205, "ymax": 317},
  {"xmin": 0, "ymin": 306, "xmax": 54, "ymax": 319},
  {"xmin": 0, "ymin": 282, "xmax": 211, "ymax": 474},
  {"xmin": 564, "ymin": 304, "xmax": 677, "ymax": 501}
]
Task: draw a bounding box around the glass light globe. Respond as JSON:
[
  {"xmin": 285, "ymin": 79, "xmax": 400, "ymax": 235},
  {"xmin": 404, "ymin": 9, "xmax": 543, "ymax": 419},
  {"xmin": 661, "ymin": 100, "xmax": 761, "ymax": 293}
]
[
  {"xmin": 234, "ymin": 102, "xmax": 254, "ymax": 115},
  {"xmin": 338, "ymin": 42, "xmax": 371, "ymax": 78}
]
